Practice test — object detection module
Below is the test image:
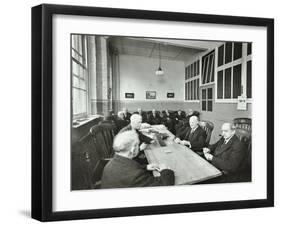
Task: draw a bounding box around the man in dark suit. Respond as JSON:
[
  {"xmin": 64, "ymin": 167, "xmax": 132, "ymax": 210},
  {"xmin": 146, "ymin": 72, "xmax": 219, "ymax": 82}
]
[
  {"xmin": 137, "ymin": 108, "xmax": 148, "ymax": 123},
  {"xmin": 115, "ymin": 111, "xmax": 129, "ymax": 133},
  {"xmin": 101, "ymin": 130, "xmax": 175, "ymax": 188},
  {"xmin": 148, "ymin": 109, "xmax": 161, "ymax": 125},
  {"xmin": 203, "ymin": 122, "xmax": 247, "ymax": 183},
  {"xmin": 122, "ymin": 107, "xmax": 131, "ymax": 123},
  {"xmin": 175, "ymin": 116, "xmax": 206, "ymax": 153}
]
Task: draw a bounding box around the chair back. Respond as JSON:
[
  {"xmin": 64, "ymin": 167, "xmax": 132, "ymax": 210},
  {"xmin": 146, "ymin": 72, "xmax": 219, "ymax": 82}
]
[
  {"xmin": 235, "ymin": 128, "xmax": 252, "ymax": 178},
  {"xmin": 199, "ymin": 120, "xmax": 214, "ymax": 145},
  {"xmin": 233, "ymin": 118, "xmax": 251, "ymax": 131},
  {"xmin": 90, "ymin": 124, "xmax": 115, "ymax": 159}
]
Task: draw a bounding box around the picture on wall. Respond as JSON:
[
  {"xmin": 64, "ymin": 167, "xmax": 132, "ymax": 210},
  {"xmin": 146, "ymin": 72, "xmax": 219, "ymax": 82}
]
[
  {"xmin": 125, "ymin": 93, "xmax": 134, "ymax": 98},
  {"xmin": 146, "ymin": 91, "xmax": 157, "ymax": 99},
  {"xmin": 167, "ymin": 92, "xmax": 175, "ymax": 98}
]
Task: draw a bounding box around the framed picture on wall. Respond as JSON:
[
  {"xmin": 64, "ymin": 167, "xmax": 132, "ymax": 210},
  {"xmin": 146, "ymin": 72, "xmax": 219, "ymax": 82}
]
[
  {"xmin": 32, "ymin": 3, "xmax": 274, "ymax": 222},
  {"xmin": 146, "ymin": 91, "xmax": 157, "ymax": 99},
  {"xmin": 125, "ymin": 93, "xmax": 135, "ymax": 98}
]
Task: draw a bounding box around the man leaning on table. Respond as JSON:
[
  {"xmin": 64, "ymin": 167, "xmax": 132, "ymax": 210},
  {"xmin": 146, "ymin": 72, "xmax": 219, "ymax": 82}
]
[
  {"xmin": 203, "ymin": 122, "xmax": 247, "ymax": 183},
  {"xmin": 101, "ymin": 130, "xmax": 175, "ymax": 188}
]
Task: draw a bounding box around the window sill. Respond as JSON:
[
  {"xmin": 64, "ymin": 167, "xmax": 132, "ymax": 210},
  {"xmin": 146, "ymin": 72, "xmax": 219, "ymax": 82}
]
[{"xmin": 72, "ymin": 115, "xmax": 103, "ymax": 128}]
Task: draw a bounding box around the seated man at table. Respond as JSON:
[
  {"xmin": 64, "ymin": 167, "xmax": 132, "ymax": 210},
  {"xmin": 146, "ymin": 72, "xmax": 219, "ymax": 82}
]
[
  {"xmin": 148, "ymin": 109, "xmax": 161, "ymax": 125},
  {"xmin": 175, "ymin": 116, "xmax": 206, "ymax": 154},
  {"xmin": 119, "ymin": 114, "xmax": 154, "ymax": 164},
  {"xmin": 203, "ymin": 122, "xmax": 247, "ymax": 183},
  {"xmin": 115, "ymin": 111, "xmax": 129, "ymax": 133},
  {"xmin": 137, "ymin": 108, "xmax": 148, "ymax": 123},
  {"xmin": 101, "ymin": 130, "xmax": 175, "ymax": 188},
  {"xmin": 122, "ymin": 107, "xmax": 131, "ymax": 123}
]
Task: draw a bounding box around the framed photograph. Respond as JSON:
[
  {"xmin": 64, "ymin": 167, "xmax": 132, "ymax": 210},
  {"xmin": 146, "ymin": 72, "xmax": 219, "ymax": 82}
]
[
  {"xmin": 146, "ymin": 91, "xmax": 157, "ymax": 99},
  {"xmin": 32, "ymin": 4, "xmax": 274, "ymax": 222},
  {"xmin": 125, "ymin": 93, "xmax": 135, "ymax": 99},
  {"xmin": 167, "ymin": 93, "xmax": 175, "ymax": 98}
]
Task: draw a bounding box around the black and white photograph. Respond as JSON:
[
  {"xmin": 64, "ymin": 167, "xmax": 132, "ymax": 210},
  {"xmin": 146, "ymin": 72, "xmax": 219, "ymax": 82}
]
[{"xmin": 71, "ymin": 35, "xmax": 252, "ymax": 190}]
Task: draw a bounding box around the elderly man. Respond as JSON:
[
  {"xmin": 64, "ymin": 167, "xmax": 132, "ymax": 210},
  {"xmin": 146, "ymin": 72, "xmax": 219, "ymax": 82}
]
[
  {"xmin": 101, "ymin": 130, "xmax": 175, "ymax": 188},
  {"xmin": 122, "ymin": 107, "xmax": 131, "ymax": 123},
  {"xmin": 203, "ymin": 123, "xmax": 247, "ymax": 183},
  {"xmin": 148, "ymin": 109, "xmax": 161, "ymax": 125},
  {"xmin": 115, "ymin": 111, "xmax": 128, "ymax": 133},
  {"xmin": 137, "ymin": 108, "xmax": 148, "ymax": 123},
  {"xmin": 175, "ymin": 116, "xmax": 206, "ymax": 153}
]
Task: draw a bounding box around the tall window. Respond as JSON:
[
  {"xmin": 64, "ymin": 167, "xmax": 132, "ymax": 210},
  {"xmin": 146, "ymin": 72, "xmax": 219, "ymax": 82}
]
[
  {"xmin": 71, "ymin": 35, "xmax": 88, "ymax": 119},
  {"xmin": 201, "ymin": 51, "xmax": 215, "ymax": 85},
  {"xmin": 202, "ymin": 88, "xmax": 213, "ymax": 112},
  {"xmin": 185, "ymin": 60, "xmax": 200, "ymax": 101},
  {"xmin": 216, "ymin": 42, "xmax": 252, "ymax": 100}
]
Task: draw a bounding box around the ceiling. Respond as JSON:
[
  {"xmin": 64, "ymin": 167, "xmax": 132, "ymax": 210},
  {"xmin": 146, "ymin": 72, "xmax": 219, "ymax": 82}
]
[{"xmin": 109, "ymin": 37, "xmax": 223, "ymax": 62}]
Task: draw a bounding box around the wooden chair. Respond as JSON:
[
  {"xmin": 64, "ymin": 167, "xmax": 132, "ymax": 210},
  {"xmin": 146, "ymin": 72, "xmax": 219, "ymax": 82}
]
[
  {"xmin": 199, "ymin": 120, "xmax": 214, "ymax": 145},
  {"xmin": 234, "ymin": 128, "xmax": 252, "ymax": 181},
  {"xmin": 233, "ymin": 118, "xmax": 251, "ymax": 131}
]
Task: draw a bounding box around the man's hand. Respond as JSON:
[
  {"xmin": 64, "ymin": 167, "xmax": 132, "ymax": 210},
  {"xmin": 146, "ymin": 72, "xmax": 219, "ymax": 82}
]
[
  {"xmin": 174, "ymin": 138, "xmax": 181, "ymax": 144},
  {"xmin": 158, "ymin": 163, "xmax": 171, "ymax": 171},
  {"xmin": 203, "ymin": 147, "xmax": 211, "ymax": 154},
  {"xmin": 139, "ymin": 143, "xmax": 148, "ymax": 151},
  {"xmin": 146, "ymin": 163, "xmax": 160, "ymax": 171},
  {"xmin": 204, "ymin": 153, "xmax": 213, "ymax": 161},
  {"xmin": 181, "ymin": 140, "xmax": 191, "ymax": 148}
]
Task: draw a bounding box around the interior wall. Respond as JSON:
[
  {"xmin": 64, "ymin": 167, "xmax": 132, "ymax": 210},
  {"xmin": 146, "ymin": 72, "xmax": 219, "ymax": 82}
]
[{"xmin": 118, "ymin": 54, "xmax": 185, "ymax": 111}]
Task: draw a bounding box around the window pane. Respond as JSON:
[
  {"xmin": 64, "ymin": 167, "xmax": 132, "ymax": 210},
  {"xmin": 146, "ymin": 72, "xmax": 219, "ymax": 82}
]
[
  {"xmin": 185, "ymin": 67, "xmax": 187, "ymax": 80},
  {"xmin": 191, "ymin": 80, "xmax": 194, "ymax": 100},
  {"xmin": 207, "ymin": 100, "xmax": 213, "ymax": 111},
  {"xmin": 224, "ymin": 68, "xmax": 231, "ymax": 98},
  {"xmin": 208, "ymin": 88, "xmax": 212, "ymax": 99},
  {"xmin": 188, "ymin": 82, "xmax": 191, "ymax": 100},
  {"xmin": 207, "ymin": 54, "xmax": 214, "ymax": 83},
  {"xmin": 218, "ymin": 44, "xmax": 224, "ymax": 66},
  {"xmin": 187, "ymin": 66, "xmax": 190, "ymax": 79},
  {"xmin": 233, "ymin": 64, "xmax": 242, "ymax": 98},
  {"xmin": 225, "ymin": 42, "xmax": 233, "ymax": 64},
  {"xmin": 196, "ymin": 79, "xmax": 199, "ymax": 100},
  {"xmin": 234, "ymin": 42, "xmax": 242, "ymax": 60},
  {"xmin": 184, "ymin": 83, "xmax": 187, "ymax": 100},
  {"xmin": 217, "ymin": 70, "xmax": 223, "ymax": 99},
  {"xmin": 197, "ymin": 60, "xmax": 200, "ymax": 75},
  {"xmin": 202, "ymin": 101, "xmax": 206, "ymax": 111},
  {"xmin": 202, "ymin": 89, "xmax": 206, "ymax": 100},
  {"xmin": 191, "ymin": 64, "xmax": 194, "ymax": 78},
  {"xmin": 247, "ymin": 61, "xmax": 252, "ymax": 98},
  {"xmin": 247, "ymin": 43, "xmax": 252, "ymax": 55}
]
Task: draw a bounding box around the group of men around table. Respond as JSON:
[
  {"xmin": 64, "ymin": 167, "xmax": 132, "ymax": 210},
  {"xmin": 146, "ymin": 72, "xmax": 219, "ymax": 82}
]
[{"xmin": 101, "ymin": 108, "xmax": 248, "ymax": 189}]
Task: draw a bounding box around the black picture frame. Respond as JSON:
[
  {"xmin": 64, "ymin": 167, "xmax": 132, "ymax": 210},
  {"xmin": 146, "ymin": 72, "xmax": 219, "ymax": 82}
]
[
  {"xmin": 32, "ymin": 4, "xmax": 274, "ymax": 222},
  {"xmin": 167, "ymin": 93, "xmax": 175, "ymax": 98},
  {"xmin": 125, "ymin": 93, "xmax": 135, "ymax": 98}
]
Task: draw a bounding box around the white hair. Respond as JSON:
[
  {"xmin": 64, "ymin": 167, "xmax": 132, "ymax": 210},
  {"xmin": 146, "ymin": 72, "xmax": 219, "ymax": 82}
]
[
  {"xmin": 117, "ymin": 111, "xmax": 124, "ymax": 118},
  {"xmin": 130, "ymin": 113, "xmax": 142, "ymax": 122},
  {"xmin": 113, "ymin": 130, "xmax": 139, "ymax": 153}
]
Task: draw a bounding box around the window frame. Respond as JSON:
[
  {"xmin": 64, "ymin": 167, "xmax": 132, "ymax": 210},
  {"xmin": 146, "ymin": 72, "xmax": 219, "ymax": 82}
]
[
  {"xmin": 215, "ymin": 42, "xmax": 252, "ymax": 103},
  {"xmin": 184, "ymin": 59, "xmax": 200, "ymax": 103}
]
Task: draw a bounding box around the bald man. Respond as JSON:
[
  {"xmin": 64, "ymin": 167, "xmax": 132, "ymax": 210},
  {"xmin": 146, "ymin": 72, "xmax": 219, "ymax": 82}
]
[
  {"xmin": 101, "ymin": 130, "xmax": 175, "ymax": 188},
  {"xmin": 175, "ymin": 116, "xmax": 206, "ymax": 153},
  {"xmin": 203, "ymin": 123, "xmax": 247, "ymax": 182}
]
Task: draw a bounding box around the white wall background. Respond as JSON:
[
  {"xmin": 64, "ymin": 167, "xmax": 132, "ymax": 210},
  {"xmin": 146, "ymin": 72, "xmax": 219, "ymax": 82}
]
[
  {"xmin": 119, "ymin": 55, "xmax": 184, "ymax": 101},
  {"xmin": 0, "ymin": 0, "xmax": 279, "ymax": 226}
]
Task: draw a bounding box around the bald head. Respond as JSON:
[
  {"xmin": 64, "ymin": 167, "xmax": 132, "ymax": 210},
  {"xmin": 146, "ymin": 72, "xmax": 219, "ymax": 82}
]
[
  {"xmin": 113, "ymin": 130, "xmax": 140, "ymax": 158},
  {"xmin": 189, "ymin": 116, "xmax": 199, "ymax": 129},
  {"xmin": 117, "ymin": 111, "xmax": 124, "ymax": 119},
  {"xmin": 221, "ymin": 123, "xmax": 235, "ymax": 139},
  {"xmin": 130, "ymin": 114, "xmax": 142, "ymax": 129}
]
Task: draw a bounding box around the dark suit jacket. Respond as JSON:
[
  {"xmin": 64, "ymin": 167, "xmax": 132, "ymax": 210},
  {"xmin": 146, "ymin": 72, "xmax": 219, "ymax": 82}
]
[
  {"xmin": 101, "ymin": 154, "xmax": 175, "ymax": 188},
  {"xmin": 176, "ymin": 126, "xmax": 206, "ymax": 152},
  {"xmin": 115, "ymin": 118, "xmax": 128, "ymax": 133},
  {"xmin": 148, "ymin": 113, "xmax": 161, "ymax": 125},
  {"xmin": 209, "ymin": 135, "xmax": 247, "ymax": 174},
  {"xmin": 124, "ymin": 112, "xmax": 132, "ymax": 123}
]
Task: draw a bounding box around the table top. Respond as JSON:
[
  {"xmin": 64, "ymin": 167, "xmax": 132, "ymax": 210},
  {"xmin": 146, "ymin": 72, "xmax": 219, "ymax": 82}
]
[{"xmin": 143, "ymin": 125, "xmax": 222, "ymax": 185}]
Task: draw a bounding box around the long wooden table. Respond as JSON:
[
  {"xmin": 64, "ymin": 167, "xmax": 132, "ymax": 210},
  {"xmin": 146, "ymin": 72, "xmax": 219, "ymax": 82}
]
[{"xmin": 142, "ymin": 125, "xmax": 222, "ymax": 185}]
